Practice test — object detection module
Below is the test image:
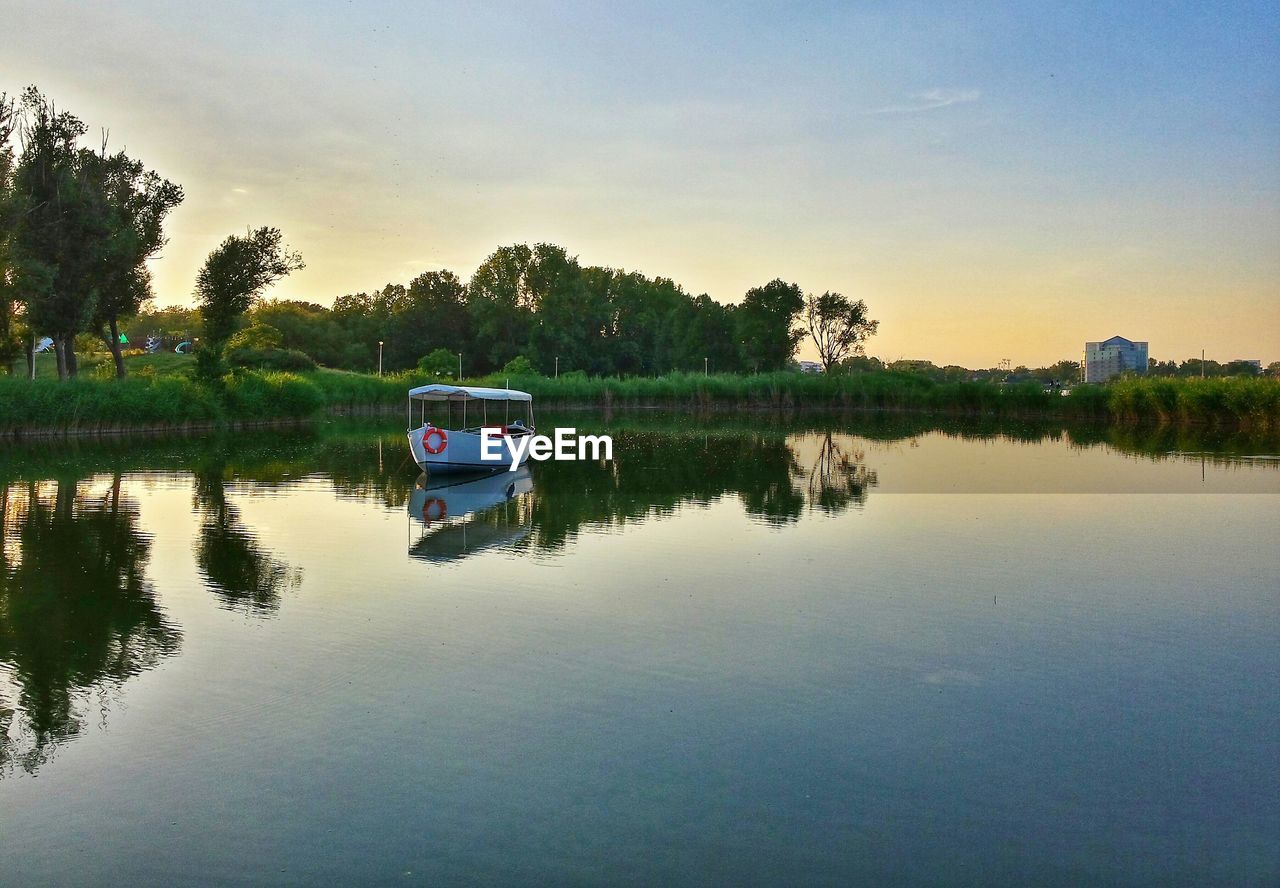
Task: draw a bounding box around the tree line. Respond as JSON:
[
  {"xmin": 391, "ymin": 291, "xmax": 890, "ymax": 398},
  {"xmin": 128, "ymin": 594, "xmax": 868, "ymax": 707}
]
[
  {"xmin": 1, "ymin": 87, "xmax": 878, "ymax": 381},
  {"xmin": 0, "ymin": 87, "xmax": 302, "ymax": 380},
  {"xmin": 125, "ymin": 243, "xmax": 879, "ymax": 379},
  {"xmin": 0, "ymin": 88, "xmax": 185, "ymax": 378},
  {"xmin": 226, "ymin": 245, "xmax": 876, "ymax": 378}
]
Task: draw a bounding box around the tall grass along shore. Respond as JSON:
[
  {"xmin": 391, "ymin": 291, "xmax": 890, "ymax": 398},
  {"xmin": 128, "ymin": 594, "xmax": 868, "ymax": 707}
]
[{"xmin": 1, "ymin": 367, "xmax": 1277, "ymax": 437}]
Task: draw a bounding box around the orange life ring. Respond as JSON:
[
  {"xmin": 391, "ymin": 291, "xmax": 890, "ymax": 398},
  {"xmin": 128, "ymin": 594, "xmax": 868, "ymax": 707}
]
[
  {"xmin": 421, "ymin": 427, "xmax": 448, "ymax": 454},
  {"xmin": 422, "ymin": 498, "xmax": 447, "ymax": 523}
]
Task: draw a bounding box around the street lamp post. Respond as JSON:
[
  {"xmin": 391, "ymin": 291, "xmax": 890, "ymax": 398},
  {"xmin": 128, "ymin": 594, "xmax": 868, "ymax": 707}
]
[
  {"xmin": 555, "ymin": 356, "xmax": 559, "ymax": 379},
  {"xmin": 458, "ymin": 353, "xmax": 462, "ymax": 380},
  {"xmin": 378, "ymin": 340, "xmax": 383, "ymax": 377},
  {"xmin": 704, "ymin": 356, "xmax": 708, "ymax": 376}
]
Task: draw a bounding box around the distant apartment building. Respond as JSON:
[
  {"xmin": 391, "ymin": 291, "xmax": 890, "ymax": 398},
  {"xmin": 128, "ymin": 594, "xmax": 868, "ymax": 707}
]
[{"xmin": 1084, "ymin": 335, "xmax": 1148, "ymax": 383}]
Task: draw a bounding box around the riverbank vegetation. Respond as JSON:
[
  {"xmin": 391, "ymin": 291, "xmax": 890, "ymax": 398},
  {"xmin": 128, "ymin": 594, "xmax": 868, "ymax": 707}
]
[
  {"xmin": 2, "ymin": 359, "xmax": 1277, "ymax": 437},
  {"xmin": 320, "ymin": 368, "xmax": 1280, "ymax": 430}
]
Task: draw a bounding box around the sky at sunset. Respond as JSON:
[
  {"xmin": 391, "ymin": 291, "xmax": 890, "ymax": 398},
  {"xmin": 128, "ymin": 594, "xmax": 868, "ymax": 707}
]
[{"xmin": 4, "ymin": 1, "xmax": 1277, "ymax": 367}]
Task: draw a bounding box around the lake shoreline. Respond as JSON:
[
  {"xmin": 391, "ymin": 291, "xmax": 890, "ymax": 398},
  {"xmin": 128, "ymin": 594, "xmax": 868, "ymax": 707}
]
[
  {"xmin": 2, "ymin": 369, "xmax": 1277, "ymax": 439},
  {"xmin": 2, "ymin": 398, "xmax": 1276, "ymax": 442}
]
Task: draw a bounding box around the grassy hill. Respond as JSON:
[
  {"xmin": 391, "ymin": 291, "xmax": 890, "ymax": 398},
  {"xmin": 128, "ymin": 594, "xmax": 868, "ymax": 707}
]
[{"xmin": 13, "ymin": 350, "xmax": 197, "ymax": 379}]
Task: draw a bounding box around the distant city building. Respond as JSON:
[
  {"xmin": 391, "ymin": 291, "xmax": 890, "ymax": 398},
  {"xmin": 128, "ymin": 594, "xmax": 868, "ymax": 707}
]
[
  {"xmin": 1084, "ymin": 335, "xmax": 1148, "ymax": 383},
  {"xmin": 1240, "ymin": 359, "xmax": 1262, "ymax": 370},
  {"xmin": 798, "ymin": 360, "xmax": 823, "ymax": 374}
]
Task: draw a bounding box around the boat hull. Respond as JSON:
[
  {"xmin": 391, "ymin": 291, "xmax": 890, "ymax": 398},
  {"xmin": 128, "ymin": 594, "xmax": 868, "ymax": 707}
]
[{"xmin": 407, "ymin": 425, "xmax": 531, "ymax": 473}]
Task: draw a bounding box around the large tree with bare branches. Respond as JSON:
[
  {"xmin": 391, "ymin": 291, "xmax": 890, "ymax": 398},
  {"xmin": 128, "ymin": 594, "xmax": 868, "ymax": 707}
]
[{"xmin": 804, "ymin": 291, "xmax": 878, "ymax": 371}]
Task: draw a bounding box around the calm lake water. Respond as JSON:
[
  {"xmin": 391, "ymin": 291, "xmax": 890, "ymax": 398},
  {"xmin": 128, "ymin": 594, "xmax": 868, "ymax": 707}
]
[{"xmin": 2, "ymin": 413, "xmax": 1277, "ymax": 886}]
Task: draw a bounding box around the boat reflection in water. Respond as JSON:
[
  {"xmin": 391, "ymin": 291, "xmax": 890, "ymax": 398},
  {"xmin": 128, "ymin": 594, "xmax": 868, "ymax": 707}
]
[{"xmin": 407, "ymin": 466, "xmax": 534, "ymax": 563}]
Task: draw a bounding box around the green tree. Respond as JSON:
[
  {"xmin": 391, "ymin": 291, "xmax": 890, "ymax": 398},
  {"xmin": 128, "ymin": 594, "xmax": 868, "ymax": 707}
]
[
  {"xmin": 803, "ymin": 291, "xmax": 878, "ymax": 371},
  {"xmin": 467, "ymin": 244, "xmax": 536, "ymax": 371},
  {"xmin": 1029, "ymin": 359, "xmax": 1081, "ymax": 383},
  {"xmin": 607, "ymin": 270, "xmax": 694, "ymax": 375},
  {"xmin": 1179, "ymin": 358, "xmax": 1223, "ymax": 378},
  {"xmin": 249, "ymin": 300, "xmax": 343, "ymax": 365},
  {"xmin": 417, "ymin": 347, "xmax": 458, "ymax": 378},
  {"xmin": 8, "ymin": 88, "xmax": 112, "ymax": 379},
  {"xmin": 83, "ymin": 149, "xmax": 183, "ymax": 377},
  {"xmin": 501, "ymin": 354, "xmax": 538, "ymax": 376},
  {"xmin": 389, "ymin": 270, "xmax": 470, "ymax": 371},
  {"xmin": 226, "ymin": 321, "xmax": 284, "ymax": 351},
  {"xmin": 0, "ymin": 92, "xmax": 21, "ymax": 374},
  {"xmin": 526, "ymin": 245, "xmax": 605, "ymax": 375},
  {"xmin": 330, "ymin": 291, "xmax": 382, "ymax": 369},
  {"xmin": 194, "ymin": 226, "xmax": 303, "ymax": 378},
  {"xmin": 677, "ymin": 294, "xmax": 741, "ymax": 374},
  {"xmin": 1223, "ymin": 359, "xmax": 1261, "ymax": 377},
  {"xmin": 737, "ymin": 279, "xmax": 804, "ymax": 371},
  {"xmin": 840, "ymin": 355, "xmax": 884, "ymax": 373}
]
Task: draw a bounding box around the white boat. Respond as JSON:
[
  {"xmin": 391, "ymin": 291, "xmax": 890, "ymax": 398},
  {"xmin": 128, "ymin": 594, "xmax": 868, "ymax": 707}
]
[{"xmin": 406, "ymin": 383, "xmax": 536, "ymax": 473}]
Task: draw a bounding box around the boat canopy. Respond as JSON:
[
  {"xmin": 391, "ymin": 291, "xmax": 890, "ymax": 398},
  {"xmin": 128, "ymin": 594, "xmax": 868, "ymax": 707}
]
[{"xmin": 407, "ymin": 383, "xmax": 533, "ymax": 403}]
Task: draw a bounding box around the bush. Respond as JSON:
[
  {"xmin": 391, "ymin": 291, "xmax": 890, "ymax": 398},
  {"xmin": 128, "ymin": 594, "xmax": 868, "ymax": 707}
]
[
  {"xmin": 0, "ymin": 374, "xmax": 222, "ymax": 431},
  {"xmin": 227, "ymin": 323, "xmax": 285, "ymax": 352},
  {"xmin": 502, "ymin": 355, "xmax": 538, "ymax": 376},
  {"xmin": 223, "ymin": 371, "xmax": 325, "ymax": 419},
  {"xmin": 227, "ymin": 346, "xmax": 317, "ymax": 372},
  {"xmin": 309, "ymin": 368, "xmax": 413, "ymax": 408},
  {"xmin": 417, "ymin": 348, "xmax": 457, "ymax": 378}
]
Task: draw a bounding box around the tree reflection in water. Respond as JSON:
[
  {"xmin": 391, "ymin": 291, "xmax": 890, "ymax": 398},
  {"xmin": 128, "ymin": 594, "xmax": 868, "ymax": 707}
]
[
  {"xmin": 0, "ymin": 475, "xmax": 181, "ymax": 775},
  {"xmin": 0, "ymin": 415, "xmax": 1268, "ymax": 770},
  {"xmin": 413, "ymin": 428, "xmax": 880, "ymax": 560},
  {"xmin": 192, "ymin": 462, "xmax": 301, "ymax": 616},
  {"xmin": 806, "ymin": 432, "xmax": 878, "ymax": 514}
]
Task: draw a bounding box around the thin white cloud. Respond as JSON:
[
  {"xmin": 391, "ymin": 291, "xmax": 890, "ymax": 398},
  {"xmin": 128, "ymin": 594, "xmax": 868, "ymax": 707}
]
[{"xmin": 867, "ymin": 89, "xmax": 981, "ymax": 115}]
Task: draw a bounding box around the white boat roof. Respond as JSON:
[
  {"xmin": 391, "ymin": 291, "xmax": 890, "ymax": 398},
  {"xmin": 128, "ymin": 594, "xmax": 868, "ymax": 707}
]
[{"xmin": 407, "ymin": 383, "xmax": 533, "ymax": 402}]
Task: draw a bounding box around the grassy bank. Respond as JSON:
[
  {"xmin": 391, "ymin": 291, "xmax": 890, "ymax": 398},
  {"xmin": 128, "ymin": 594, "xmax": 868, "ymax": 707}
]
[
  {"xmin": 314, "ymin": 368, "xmax": 1067, "ymax": 412},
  {"xmin": 1, "ymin": 365, "xmax": 1277, "ymax": 436},
  {"xmin": 0, "ymin": 370, "xmax": 323, "ymax": 434},
  {"xmin": 313, "ymin": 369, "xmax": 1280, "ymax": 428}
]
